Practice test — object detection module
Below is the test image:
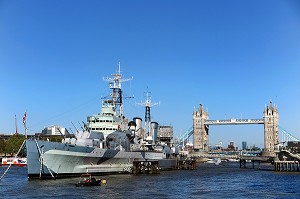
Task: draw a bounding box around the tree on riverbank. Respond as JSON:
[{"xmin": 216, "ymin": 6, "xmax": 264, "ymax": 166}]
[
  {"xmin": 0, "ymin": 134, "xmax": 26, "ymax": 156},
  {"xmin": 0, "ymin": 139, "xmax": 6, "ymax": 156}
]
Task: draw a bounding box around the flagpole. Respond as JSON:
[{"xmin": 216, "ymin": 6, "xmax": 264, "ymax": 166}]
[
  {"xmin": 23, "ymin": 111, "xmax": 27, "ymax": 138},
  {"xmin": 15, "ymin": 114, "xmax": 18, "ymax": 135},
  {"xmin": 25, "ymin": 127, "xmax": 28, "ymax": 138}
]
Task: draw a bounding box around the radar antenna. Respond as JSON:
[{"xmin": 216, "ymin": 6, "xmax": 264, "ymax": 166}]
[
  {"xmin": 102, "ymin": 62, "xmax": 133, "ymax": 116},
  {"xmin": 137, "ymin": 89, "xmax": 160, "ymax": 138}
]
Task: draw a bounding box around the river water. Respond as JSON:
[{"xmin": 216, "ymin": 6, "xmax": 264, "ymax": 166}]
[{"xmin": 1, "ymin": 162, "xmax": 300, "ymax": 199}]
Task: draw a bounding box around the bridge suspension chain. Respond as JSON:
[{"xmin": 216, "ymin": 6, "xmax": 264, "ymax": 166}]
[{"xmin": 279, "ymin": 125, "xmax": 299, "ymax": 142}]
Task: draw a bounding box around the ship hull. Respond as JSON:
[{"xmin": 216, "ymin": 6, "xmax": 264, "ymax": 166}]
[{"xmin": 26, "ymin": 139, "xmax": 177, "ymax": 179}]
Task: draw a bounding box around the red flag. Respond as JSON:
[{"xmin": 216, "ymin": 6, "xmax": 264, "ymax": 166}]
[{"xmin": 23, "ymin": 112, "xmax": 26, "ymax": 127}]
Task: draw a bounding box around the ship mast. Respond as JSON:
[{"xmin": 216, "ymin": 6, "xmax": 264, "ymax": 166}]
[
  {"xmin": 137, "ymin": 90, "xmax": 159, "ymax": 138},
  {"xmin": 103, "ymin": 63, "xmax": 133, "ymax": 116}
]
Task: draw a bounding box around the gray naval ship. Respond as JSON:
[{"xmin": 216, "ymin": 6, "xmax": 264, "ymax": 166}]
[{"xmin": 26, "ymin": 65, "xmax": 179, "ymax": 179}]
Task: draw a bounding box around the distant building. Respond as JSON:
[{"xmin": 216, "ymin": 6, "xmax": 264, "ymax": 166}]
[
  {"xmin": 210, "ymin": 142, "xmax": 223, "ymax": 151},
  {"xmin": 157, "ymin": 125, "xmax": 173, "ymax": 144},
  {"xmin": 42, "ymin": 125, "xmax": 67, "ymax": 135},
  {"xmin": 242, "ymin": 141, "xmax": 247, "ymax": 150},
  {"xmin": 0, "ymin": 134, "xmax": 13, "ymax": 141},
  {"xmin": 227, "ymin": 141, "xmax": 235, "ymax": 151}
]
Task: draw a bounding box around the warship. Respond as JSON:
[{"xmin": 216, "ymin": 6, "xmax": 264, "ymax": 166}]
[{"xmin": 26, "ymin": 64, "xmax": 179, "ymax": 179}]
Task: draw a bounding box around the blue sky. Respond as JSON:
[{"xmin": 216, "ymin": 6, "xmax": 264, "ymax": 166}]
[{"xmin": 1, "ymin": 0, "xmax": 300, "ymax": 148}]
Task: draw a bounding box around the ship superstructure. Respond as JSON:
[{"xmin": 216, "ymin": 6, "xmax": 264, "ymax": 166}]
[{"xmin": 85, "ymin": 63, "xmax": 132, "ymax": 138}]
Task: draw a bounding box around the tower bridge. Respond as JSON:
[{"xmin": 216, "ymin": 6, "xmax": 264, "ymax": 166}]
[{"xmin": 192, "ymin": 101, "xmax": 279, "ymax": 157}]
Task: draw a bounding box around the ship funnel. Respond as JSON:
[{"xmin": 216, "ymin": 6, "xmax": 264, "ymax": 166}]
[
  {"xmin": 151, "ymin": 122, "xmax": 158, "ymax": 142},
  {"xmin": 128, "ymin": 121, "xmax": 137, "ymax": 131},
  {"xmin": 128, "ymin": 121, "xmax": 137, "ymax": 138},
  {"xmin": 133, "ymin": 117, "xmax": 142, "ymax": 136}
]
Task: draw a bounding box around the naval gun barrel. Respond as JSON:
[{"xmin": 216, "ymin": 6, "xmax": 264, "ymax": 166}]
[{"xmin": 71, "ymin": 121, "xmax": 80, "ymax": 135}]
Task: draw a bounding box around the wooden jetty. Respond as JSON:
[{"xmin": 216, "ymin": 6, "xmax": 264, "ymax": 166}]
[
  {"xmin": 176, "ymin": 158, "xmax": 196, "ymax": 170},
  {"xmin": 273, "ymin": 142, "xmax": 300, "ymax": 172},
  {"xmin": 239, "ymin": 156, "xmax": 274, "ymax": 169},
  {"xmin": 132, "ymin": 160, "xmax": 160, "ymax": 174},
  {"xmin": 274, "ymin": 161, "xmax": 300, "ymax": 172},
  {"xmin": 131, "ymin": 158, "xmax": 196, "ymax": 174}
]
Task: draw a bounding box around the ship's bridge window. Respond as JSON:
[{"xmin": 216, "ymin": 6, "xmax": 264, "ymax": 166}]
[
  {"xmin": 92, "ymin": 128, "xmax": 96, "ymax": 130},
  {"xmin": 96, "ymin": 118, "xmax": 100, "ymax": 122}
]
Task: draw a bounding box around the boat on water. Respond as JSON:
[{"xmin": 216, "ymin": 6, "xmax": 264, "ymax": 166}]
[
  {"xmin": 26, "ymin": 64, "xmax": 179, "ymax": 179},
  {"xmin": 75, "ymin": 174, "xmax": 103, "ymax": 187},
  {"xmin": 206, "ymin": 158, "xmax": 221, "ymax": 165},
  {"xmin": 226, "ymin": 158, "xmax": 239, "ymax": 162},
  {"xmin": 1, "ymin": 157, "xmax": 27, "ymax": 166}
]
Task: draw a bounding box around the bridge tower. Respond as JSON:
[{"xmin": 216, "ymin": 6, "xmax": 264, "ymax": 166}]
[
  {"xmin": 193, "ymin": 103, "xmax": 209, "ymax": 152},
  {"xmin": 263, "ymin": 101, "xmax": 279, "ymax": 157}
]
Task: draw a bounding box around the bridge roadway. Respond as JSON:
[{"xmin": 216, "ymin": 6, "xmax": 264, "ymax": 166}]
[
  {"xmin": 199, "ymin": 153, "xmax": 239, "ymax": 160},
  {"xmin": 176, "ymin": 118, "xmax": 264, "ymax": 147},
  {"xmin": 204, "ymin": 118, "xmax": 264, "ymax": 125}
]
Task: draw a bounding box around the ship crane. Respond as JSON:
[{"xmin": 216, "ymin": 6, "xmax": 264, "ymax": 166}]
[
  {"xmin": 102, "ymin": 62, "xmax": 133, "ymax": 116},
  {"xmin": 137, "ymin": 90, "xmax": 160, "ymax": 141}
]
